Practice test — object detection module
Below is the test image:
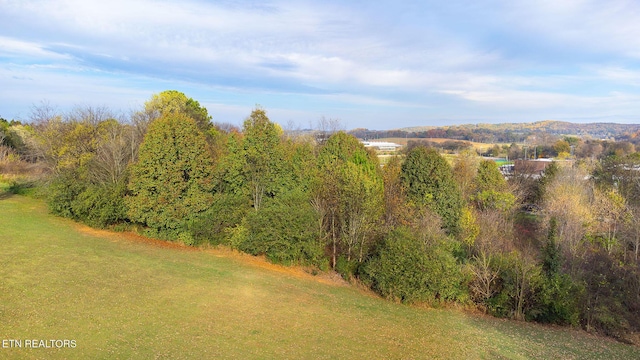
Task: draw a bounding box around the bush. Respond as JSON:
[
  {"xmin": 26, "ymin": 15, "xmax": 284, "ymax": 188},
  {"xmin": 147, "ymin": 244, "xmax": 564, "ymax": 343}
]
[
  {"xmin": 363, "ymin": 227, "xmax": 468, "ymax": 304},
  {"xmin": 8, "ymin": 180, "xmax": 38, "ymax": 196},
  {"xmin": 240, "ymin": 190, "xmax": 324, "ymax": 267},
  {"xmin": 579, "ymin": 249, "xmax": 640, "ymax": 338},
  {"xmin": 71, "ymin": 181, "xmax": 129, "ymax": 228},
  {"xmin": 178, "ymin": 231, "xmax": 195, "ymax": 246},
  {"xmin": 530, "ymin": 273, "xmax": 582, "ymax": 325},
  {"xmin": 47, "ymin": 171, "xmax": 86, "ymax": 219},
  {"xmin": 485, "ymin": 252, "xmax": 542, "ymax": 321},
  {"xmin": 189, "ymin": 193, "xmax": 251, "ymax": 245},
  {"xmin": 335, "ymin": 256, "xmax": 359, "ymax": 280}
]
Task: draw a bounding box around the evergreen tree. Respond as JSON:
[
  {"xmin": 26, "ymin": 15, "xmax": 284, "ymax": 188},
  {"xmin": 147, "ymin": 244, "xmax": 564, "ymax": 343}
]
[
  {"xmin": 127, "ymin": 113, "xmax": 214, "ymax": 235},
  {"xmin": 542, "ymin": 217, "xmax": 561, "ymax": 277},
  {"xmin": 401, "ymin": 146, "xmax": 463, "ymax": 236}
]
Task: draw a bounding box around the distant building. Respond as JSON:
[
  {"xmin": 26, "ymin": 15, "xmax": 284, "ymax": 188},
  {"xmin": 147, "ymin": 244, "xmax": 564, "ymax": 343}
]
[
  {"xmin": 513, "ymin": 159, "xmax": 553, "ymax": 178},
  {"xmin": 361, "ymin": 141, "xmax": 403, "ymax": 151},
  {"xmin": 499, "ymin": 164, "xmax": 515, "ymax": 176}
]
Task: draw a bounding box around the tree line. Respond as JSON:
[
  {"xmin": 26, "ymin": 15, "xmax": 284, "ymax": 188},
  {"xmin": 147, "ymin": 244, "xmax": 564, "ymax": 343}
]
[
  {"xmin": 2, "ymin": 91, "xmax": 639, "ymax": 341},
  {"xmin": 351, "ymin": 121, "xmax": 640, "ymax": 145}
]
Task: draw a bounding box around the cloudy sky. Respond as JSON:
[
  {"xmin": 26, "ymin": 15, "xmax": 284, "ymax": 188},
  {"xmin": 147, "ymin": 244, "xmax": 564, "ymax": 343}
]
[{"xmin": 2, "ymin": 0, "xmax": 640, "ymax": 129}]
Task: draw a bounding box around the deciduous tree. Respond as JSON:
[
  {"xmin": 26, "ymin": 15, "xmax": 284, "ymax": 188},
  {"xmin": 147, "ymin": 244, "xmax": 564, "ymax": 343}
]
[
  {"xmin": 472, "ymin": 160, "xmax": 515, "ymax": 212},
  {"xmin": 144, "ymin": 90, "xmax": 212, "ymax": 131},
  {"xmin": 315, "ymin": 132, "xmax": 383, "ymax": 268},
  {"xmin": 542, "ymin": 165, "xmax": 592, "ymax": 258},
  {"xmin": 241, "ymin": 108, "xmax": 285, "ymax": 211}
]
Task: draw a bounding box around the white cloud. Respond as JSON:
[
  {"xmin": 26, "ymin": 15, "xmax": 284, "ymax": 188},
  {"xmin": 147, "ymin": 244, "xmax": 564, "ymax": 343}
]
[
  {"xmin": 594, "ymin": 66, "xmax": 640, "ymax": 86},
  {"xmin": 499, "ymin": 0, "xmax": 640, "ymax": 58},
  {"xmin": 3, "ymin": 0, "xmax": 640, "ymax": 127},
  {"xmin": 0, "ymin": 36, "xmax": 72, "ymax": 61}
]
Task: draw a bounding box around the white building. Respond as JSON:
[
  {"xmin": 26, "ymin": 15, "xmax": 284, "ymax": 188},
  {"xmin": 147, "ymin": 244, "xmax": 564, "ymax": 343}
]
[{"xmin": 361, "ymin": 141, "xmax": 403, "ymax": 151}]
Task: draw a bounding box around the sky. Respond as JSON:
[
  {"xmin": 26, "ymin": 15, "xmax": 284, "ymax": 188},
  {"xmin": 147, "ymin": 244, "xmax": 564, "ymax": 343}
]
[{"xmin": 2, "ymin": 0, "xmax": 640, "ymax": 130}]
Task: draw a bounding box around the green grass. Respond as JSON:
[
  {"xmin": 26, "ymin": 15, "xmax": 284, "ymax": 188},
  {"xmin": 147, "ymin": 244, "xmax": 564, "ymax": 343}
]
[{"xmin": 1, "ymin": 195, "xmax": 639, "ymax": 359}]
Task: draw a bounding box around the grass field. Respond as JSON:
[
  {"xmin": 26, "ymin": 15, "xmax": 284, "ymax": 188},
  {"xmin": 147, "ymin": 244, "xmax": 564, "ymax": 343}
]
[
  {"xmin": 1, "ymin": 192, "xmax": 639, "ymax": 359},
  {"xmin": 376, "ymin": 137, "xmax": 509, "ymax": 153}
]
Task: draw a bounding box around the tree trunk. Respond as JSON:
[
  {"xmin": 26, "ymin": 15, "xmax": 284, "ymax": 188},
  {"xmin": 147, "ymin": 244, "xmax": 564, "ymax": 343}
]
[{"xmin": 331, "ymin": 215, "xmax": 336, "ymax": 269}]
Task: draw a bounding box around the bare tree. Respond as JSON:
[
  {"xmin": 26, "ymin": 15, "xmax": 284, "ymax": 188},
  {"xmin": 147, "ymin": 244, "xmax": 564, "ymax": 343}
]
[
  {"xmin": 66, "ymin": 105, "xmax": 113, "ymax": 125},
  {"xmin": 88, "ymin": 120, "xmax": 133, "ymax": 184},
  {"xmin": 315, "ymin": 117, "xmax": 342, "ymax": 145},
  {"xmin": 29, "ymin": 100, "xmax": 58, "ymax": 125},
  {"xmin": 214, "ymin": 122, "xmax": 240, "ymax": 133},
  {"xmin": 128, "ymin": 108, "xmax": 156, "ymax": 162},
  {"xmin": 453, "ymin": 149, "xmax": 479, "ymax": 200},
  {"xmin": 468, "ymin": 244, "xmax": 501, "ymax": 307}
]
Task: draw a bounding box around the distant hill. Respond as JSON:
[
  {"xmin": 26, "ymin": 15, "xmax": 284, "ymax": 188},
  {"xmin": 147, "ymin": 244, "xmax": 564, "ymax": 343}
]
[
  {"xmin": 350, "ymin": 121, "xmax": 640, "ymax": 144},
  {"xmin": 399, "ymin": 120, "xmax": 640, "ymax": 139}
]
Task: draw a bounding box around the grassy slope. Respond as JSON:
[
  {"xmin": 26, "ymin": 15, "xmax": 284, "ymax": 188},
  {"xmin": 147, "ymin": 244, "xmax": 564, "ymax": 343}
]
[{"xmin": 1, "ymin": 193, "xmax": 638, "ymax": 359}]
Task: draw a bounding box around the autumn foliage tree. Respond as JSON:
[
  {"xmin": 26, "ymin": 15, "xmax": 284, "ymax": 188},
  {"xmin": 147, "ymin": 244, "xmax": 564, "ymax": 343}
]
[{"xmin": 144, "ymin": 90, "xmax": 212, "ymax": 131}]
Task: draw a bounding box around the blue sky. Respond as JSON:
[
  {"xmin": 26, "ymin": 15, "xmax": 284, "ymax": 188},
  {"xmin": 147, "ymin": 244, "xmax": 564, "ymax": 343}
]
[{"xmin": 2, "ymin": 0, "xmax": 640, "ymax": 129}]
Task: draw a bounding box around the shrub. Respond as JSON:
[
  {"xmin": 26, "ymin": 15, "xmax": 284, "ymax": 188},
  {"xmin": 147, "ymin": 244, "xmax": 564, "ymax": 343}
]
[
  {"xmin": 47, "ymin": 171, "xmax": 86, "ymax": 219},
  {"xmin": 72, "ymin": 181, "xmax": 129, "ymax": 228},
  {"xmin": 486, "ymin": 252, "xmax": 542, "ymax": 320},
  {"xmin": 579, "ymin": 249, "xmax": 640, "ymax": 338},
  {"xmin": 530, "ymin": 273, "xmax": 582, "ymax": 325},
  {"xmin": 240, "ymin": 190, "xmax": 324, "ymax": 267},
  {"xmin": 335, "ymin": 256, "xmax": 359, "ymax": 280},
  {"xmin": 189, "ymin": 193, "xmax": 251, "ymax": 245},
  {"xmin": 178, "ymin": 231, "xmax": 195, "ymax": 246},
  {"xmin": 363, "ymin": 227, "xmax": 468, "ymax": 304}
]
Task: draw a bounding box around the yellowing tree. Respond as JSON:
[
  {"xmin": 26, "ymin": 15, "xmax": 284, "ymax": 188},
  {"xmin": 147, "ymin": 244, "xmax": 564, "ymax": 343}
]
[
  {"xmin": 453, "ymin": 149, "xmax": 479, "ymax": 201},
  {"xmin": 592, "ymin": 188, "xmax": 629, "ymax": 255},
  {"xmin": 542, "ymin": 166, "xmax": 593, "ymax": 257},
  {"xmin": 144, "ymin": 90, "xmax": 213, "ymax": 131}
]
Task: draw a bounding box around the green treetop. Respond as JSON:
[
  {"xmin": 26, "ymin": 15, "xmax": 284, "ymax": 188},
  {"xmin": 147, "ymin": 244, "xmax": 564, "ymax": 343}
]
[{"xmin": 145, "ymin": 90, "xmax": 212, "ymax": 131}]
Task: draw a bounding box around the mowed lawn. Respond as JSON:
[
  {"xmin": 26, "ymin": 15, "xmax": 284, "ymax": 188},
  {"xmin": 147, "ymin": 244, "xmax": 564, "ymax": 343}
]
[{"xmin": 1, "ymin": 194, "xmax": 639, "ymax": 359}]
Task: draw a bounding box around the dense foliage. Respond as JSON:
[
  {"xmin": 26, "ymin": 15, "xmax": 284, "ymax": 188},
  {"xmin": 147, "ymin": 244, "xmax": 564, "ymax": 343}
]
[
  {"xmin": 364, "ymin": 227, "xmax": 467, "ymax": 303},
  {"xmin": 6, "ymin": 91, "xmax": 639, "ymax": 342},
  {"xmin": 127, "ymin": 113, "xmax": 214, "ymax": 237},
  {"xmin": 401, "ymin": 146, "xmax": 463, "ymax": 236}
]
